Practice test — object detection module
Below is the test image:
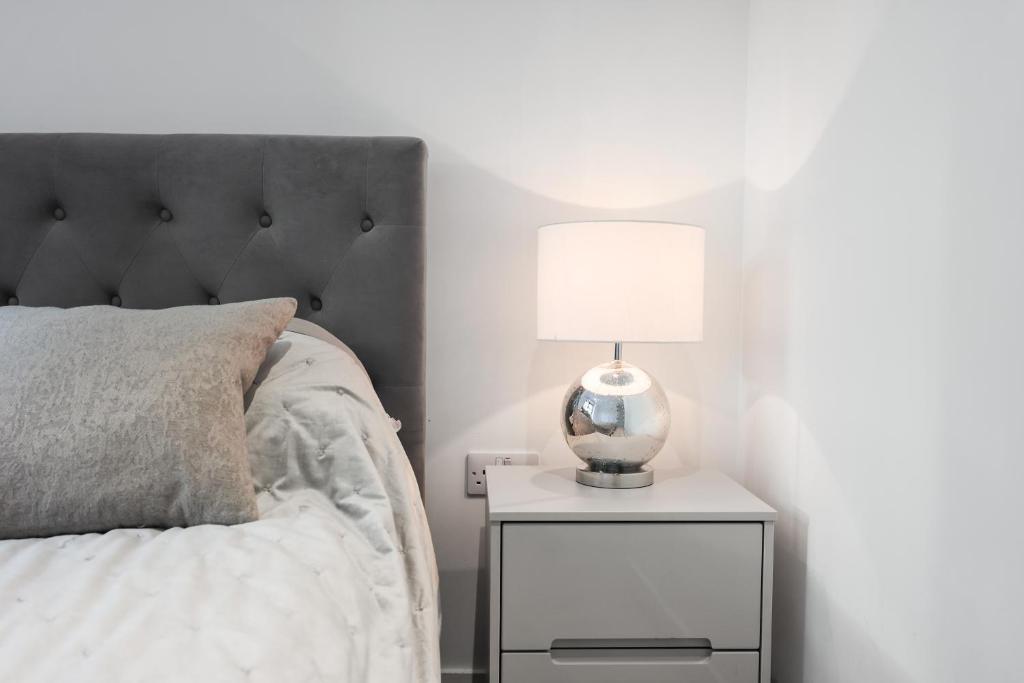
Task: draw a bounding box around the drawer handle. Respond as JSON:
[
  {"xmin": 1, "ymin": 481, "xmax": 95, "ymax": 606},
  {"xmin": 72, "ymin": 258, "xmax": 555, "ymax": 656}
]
[
  {"xmin": 551, "ymin": 638, "xmax": 712, "ymax": 650},
  {"xmin": 550, "ymin": 648, "xmax": 713, "ymax": 665}
]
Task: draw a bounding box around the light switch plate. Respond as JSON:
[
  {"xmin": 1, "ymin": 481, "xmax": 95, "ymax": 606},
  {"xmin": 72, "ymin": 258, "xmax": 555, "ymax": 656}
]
[{"xmin": 466, "ymin": 451, "xmax": 539, "ymax": 496}]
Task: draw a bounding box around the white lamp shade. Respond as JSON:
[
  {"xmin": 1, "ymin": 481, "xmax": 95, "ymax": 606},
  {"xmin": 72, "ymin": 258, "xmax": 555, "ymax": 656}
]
[{"xmin": 537, "ymin": 221, "xmax": 705, "ymax": 343}]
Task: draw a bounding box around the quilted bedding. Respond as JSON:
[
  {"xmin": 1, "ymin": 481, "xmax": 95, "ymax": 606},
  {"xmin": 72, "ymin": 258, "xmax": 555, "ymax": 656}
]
[{"xmin": 0, "ymin": 329, "xmax": 440, "ymax": 682}]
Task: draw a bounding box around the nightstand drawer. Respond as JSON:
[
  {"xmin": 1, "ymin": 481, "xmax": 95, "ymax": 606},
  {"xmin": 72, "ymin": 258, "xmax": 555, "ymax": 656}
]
[
  {"xmin": 501, "ymin": 650, "xmax": 759, "ymax": 683},
  {"xmin": 501, "ymin": 522, "xmax": 762, "ymax": 650}
]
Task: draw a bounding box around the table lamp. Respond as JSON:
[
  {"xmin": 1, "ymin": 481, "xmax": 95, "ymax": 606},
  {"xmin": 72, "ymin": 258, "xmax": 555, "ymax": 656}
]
[{"xmin": 537, "ymin": 221, "xmax": 705, "ymax": 488}]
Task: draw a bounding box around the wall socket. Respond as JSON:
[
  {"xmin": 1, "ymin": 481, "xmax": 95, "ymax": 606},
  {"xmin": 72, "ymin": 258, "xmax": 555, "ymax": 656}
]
[{"xmin": 466, "ymin": 451, "xmax": 539, "ymax": 496}]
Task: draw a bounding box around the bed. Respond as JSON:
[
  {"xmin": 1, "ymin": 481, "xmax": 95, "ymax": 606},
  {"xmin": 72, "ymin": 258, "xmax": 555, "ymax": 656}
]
[{"xmin": 0, "ymin": 134, "xmax": 437, "ymax": 682}]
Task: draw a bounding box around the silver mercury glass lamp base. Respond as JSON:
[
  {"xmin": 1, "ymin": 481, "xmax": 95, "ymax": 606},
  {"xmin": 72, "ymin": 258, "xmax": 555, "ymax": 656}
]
[{"xmin": 561, "ymin": 342, "xmax": 670, "ymax": 489}]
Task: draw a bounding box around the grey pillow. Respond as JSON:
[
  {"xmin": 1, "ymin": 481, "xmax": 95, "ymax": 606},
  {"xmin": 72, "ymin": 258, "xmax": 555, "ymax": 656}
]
[{"xmin": 0, "ymin": 298, "xmax": 296, "ymax": 539}]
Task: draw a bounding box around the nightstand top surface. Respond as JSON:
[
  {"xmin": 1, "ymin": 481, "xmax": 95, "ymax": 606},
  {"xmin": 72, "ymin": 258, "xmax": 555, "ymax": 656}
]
[{"xmin": 486, "ymin": 466, "xmax": 776, "ymax": 522}]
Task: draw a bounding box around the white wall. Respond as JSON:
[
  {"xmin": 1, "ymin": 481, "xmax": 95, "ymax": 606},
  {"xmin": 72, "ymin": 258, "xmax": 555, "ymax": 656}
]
[
  {"xmin": 743, "ymin": 1, "xmax": 1024, "ymax": 680},
  {"xmin": 0, "ymin": 1, "xmax": 752, "ymax": 673}
]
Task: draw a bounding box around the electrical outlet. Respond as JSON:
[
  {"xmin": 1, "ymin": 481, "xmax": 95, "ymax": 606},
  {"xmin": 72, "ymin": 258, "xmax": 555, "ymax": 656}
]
[{"xmin": 466, "ymin": 451, "xmax": 539, "ymax": 496}]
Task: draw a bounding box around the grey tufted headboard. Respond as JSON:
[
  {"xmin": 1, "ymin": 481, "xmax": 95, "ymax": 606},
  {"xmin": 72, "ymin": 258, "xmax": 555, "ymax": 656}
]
[{"xmin": 0, "ymin": 133, "xmax": 427, "ymax": 496}]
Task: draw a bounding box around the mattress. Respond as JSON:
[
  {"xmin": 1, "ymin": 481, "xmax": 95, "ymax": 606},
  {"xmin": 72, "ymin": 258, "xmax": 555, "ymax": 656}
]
[{"xmin": 0, "ymin": 329, "xmax": 440, "ymax": 682}]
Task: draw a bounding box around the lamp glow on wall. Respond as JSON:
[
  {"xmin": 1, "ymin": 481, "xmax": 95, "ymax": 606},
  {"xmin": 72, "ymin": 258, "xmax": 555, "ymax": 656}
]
[{"xmin": 537, "ymin": 221, "xmax": 705, "ymax": 488}]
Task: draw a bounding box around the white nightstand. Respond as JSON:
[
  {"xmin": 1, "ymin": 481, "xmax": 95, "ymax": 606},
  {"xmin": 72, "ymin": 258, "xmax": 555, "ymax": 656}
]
[{"xmin": 486, "ymin": 466, "xmax": 776, "ymax": 683}]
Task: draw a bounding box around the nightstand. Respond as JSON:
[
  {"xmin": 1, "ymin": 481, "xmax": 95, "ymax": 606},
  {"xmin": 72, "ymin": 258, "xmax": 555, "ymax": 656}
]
[{"xmin": 486, "ymin": 466, "xmax": 776, "ymax": 683}]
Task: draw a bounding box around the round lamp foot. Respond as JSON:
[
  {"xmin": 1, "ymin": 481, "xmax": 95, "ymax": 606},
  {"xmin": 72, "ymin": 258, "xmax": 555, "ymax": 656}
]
[{"xmin": 576, "ymin": 465, "xmax": 654, "ymax": 489}]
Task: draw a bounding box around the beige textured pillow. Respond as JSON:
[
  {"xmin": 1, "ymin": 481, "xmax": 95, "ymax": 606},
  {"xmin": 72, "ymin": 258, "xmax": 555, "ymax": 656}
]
[{"xmin": 0, "ymin": 298, "xmax": 296, "ymax": 539}]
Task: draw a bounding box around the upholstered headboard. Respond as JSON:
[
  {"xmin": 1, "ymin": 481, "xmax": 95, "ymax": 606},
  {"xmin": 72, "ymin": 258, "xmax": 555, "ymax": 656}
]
[{"xmin": 0, "ymin": 133, "xmax": 427, "ymax": 496}]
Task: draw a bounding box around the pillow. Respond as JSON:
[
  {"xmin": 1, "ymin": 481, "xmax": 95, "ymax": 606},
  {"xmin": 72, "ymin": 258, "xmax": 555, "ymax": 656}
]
[{"xmin": 0, "ymin": 298, "xmax": 296, "ymax": 539}]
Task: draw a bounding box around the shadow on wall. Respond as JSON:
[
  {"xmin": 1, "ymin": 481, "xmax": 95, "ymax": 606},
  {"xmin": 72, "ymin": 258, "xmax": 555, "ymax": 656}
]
[
  {"xmin": 472, "ymin": 525, "xmax": 488, "ymax": 674},
  {"xmin": 739, "ymin": 1, "xmax": 1003, "ymax": 681}
]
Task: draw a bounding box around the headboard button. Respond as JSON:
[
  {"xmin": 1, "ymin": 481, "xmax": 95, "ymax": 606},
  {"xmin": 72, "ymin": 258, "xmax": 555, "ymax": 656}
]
[
  {"xmin": 159, "ymin": 208, "xmax": 173, "ymax": 222},
  {"xmin": 259, "ymin": 213, "xmax": 273, "ymax": 228},
  {"xmin": 7, "ymin": 296, "xmax": 18, "ymax": 306},
  {"xmin": 53, "ymin": 207, "xmax": 66, "ymax": 221},
  {"xmin": 360, "ymin": 218, "xmax": 374, "ymax": 232},
  {"xmin": 110, "ymin": 295, "xmax": 122, "ymax": 307},
  {"xmin": 209, "ymin": 296, "xmax": 220, "ymax": 305},
  {"xmin": 310, "ymin": 297, "xmax": 323, "ymax": 311}
]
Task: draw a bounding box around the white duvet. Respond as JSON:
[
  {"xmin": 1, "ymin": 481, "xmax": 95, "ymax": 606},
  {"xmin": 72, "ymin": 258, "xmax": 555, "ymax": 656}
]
[{"xmin": 0, "ymin": 329, "xmax": 440, "ymax": 682}]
